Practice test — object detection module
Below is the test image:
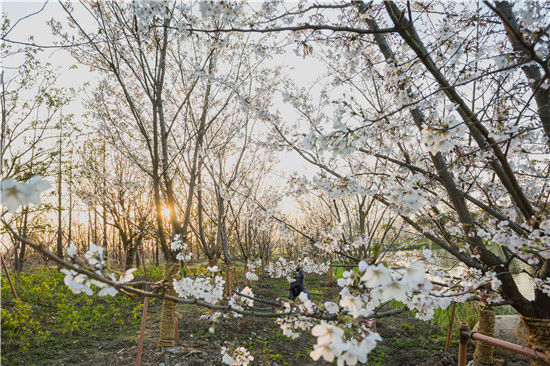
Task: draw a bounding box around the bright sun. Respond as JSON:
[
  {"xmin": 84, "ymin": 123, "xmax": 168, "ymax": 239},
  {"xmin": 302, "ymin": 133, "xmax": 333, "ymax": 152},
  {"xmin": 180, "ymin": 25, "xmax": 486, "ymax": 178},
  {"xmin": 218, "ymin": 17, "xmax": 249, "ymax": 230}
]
[{"xmin": 161, "ymin": 207, "xmax": 171, "ymax": 220}]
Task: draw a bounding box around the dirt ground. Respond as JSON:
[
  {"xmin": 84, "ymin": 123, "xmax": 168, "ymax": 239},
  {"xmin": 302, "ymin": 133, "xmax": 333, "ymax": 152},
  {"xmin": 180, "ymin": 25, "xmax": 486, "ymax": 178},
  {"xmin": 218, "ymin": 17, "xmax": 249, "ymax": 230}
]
[{"xmin": 39, "ymin": 280, "xmax": 532, "ymax": 366}]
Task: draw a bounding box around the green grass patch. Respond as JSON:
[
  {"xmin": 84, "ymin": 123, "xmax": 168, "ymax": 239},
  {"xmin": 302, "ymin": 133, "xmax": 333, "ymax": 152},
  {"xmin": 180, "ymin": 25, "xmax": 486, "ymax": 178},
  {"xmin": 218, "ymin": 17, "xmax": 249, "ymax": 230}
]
[{"xmin": 1, "ymin": 267, "xmax": 146, "ymax": 365}]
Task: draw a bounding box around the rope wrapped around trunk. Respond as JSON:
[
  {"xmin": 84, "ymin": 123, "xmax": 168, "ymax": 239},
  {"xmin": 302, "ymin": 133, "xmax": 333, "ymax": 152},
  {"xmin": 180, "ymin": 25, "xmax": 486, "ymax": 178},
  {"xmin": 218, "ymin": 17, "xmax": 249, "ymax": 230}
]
[
  {"xmin": 520, "ymin": 316, "xmax": 550, "ymax": 366},
  {"xmin": 473, "ymin": 308, "xmax": 495, "ymax": 365},
  {"xmin": 208, "ymin": 258, "xmax": 218, "ymax": 268},
  {"xmin": 158, "ymin": 261, "xmax": 181, "ymax": 348}
]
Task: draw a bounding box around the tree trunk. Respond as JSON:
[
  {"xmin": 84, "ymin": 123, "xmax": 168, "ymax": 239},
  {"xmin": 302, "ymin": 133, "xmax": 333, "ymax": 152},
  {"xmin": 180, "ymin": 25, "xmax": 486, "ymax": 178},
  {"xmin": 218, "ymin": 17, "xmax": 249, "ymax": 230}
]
[
  {"xmin": 57, "ymin": 119, "xmax": 63, "ymax": 260},
  {"xmin": 125, "ymin": 245, "xmax": 137, "ymax": 270},
  {"xmin": 225, "ymin": 262, "xmax": 232, "ymax": 297},
  {"xmin": 13, "ymin": 240, "xmax": 20, "ymax": 272},
  {"xmin": 102, "ymin": 140, "xmax": 107, "ymax": 255},
  {"xmin": 68, "ymin": 153, "xmax": 73, "ymax": 245},
  {"xmin": 244, "ymin": 260, "xmax": 248, "ymax": 287},
  {"xmin": 15, "ymin": 210, "xmax": 29, "ymax": 272},
  {"xmin": 208, "ymin": 258, "xmax": 219, "ymax": 268}
]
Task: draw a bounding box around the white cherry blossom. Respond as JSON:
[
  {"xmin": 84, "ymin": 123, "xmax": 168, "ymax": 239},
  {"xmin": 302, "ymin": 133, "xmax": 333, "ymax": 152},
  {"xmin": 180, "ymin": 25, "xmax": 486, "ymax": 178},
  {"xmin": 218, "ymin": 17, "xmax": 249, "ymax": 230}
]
[
  {"xmin": 360, "ymin": 264, "xmax": 392, "ymax": 288},
  {"xmin": 1, "ymin": 175, "xmax": 51, "ymax": 212},
  {"xmin": 310, "ymin": 344, "xmax": 336, "ymax": 362},
  {"xmin": 324, "ymin": 301, "xmax": 339, "ymax": 314},
  {"xmin": 311, "ymin": 323, "xmax": 345, "ymax": 347}
]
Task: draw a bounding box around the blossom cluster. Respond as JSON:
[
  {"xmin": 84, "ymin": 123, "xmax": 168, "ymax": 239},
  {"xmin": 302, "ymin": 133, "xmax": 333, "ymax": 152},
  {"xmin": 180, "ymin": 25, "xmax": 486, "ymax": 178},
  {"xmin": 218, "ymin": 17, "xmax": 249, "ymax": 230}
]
[
  {"xmin": 269, "ymin": 259, "xmax": 436, "ymax": 365},
  {"xmin": 276, "ymin": 312, "xmax": 314, "ymax": 339},
  {"xmin": 198, "ymin": 1, "xmax": 242, "ymax": 26},
  {"xmin": 221, "ymin": 345, "xmax": 254, "ymax": 366},
  {"xmin": 245, "ymin": 259, "xmax": 262, "ymax": 282},
  {"xmin": 311, "ymin": 175, "xmax": 366, "ymax": 199},
  {"xmin": 239, "ymin": 286, "xmax": 255, "ymax": 307},
  {"xmin": 197, "ymin": 288, "xmax": 257, "ymax": 335},
  {"xmin": 314, "ymin": 226, "xmax": 343, "ymax": 253},
  {"xmin": 299, "ymin": 257, "xmax": 330, "ymax": 275},
  {"xmin": 171, "ymin": 234, "xmax": 193, "ymax": 261},
  {"xmin": 421, "ymin": 114, "xmax": 467, "ymax": 154},
  {"xmin": 336, "ymin": 261, "xmax": 440, "ymax": 321},
  {"xmin": 245, "ymin": 271, "xmax": 259, "ymax": 282},
  {"xmin": 62, "ymin": 242, "xmax": 136, "ymax": 297},
  {"xmin": 310, "ymin": 323, "xmax": 381, "ymax": 365},
  {"xmin": 173, "ymin": 273, "xmax": 225, "ymax": 305},
  {"xmin": 264, "ymin": 257, "xmax": 290, "ymax": 279},
  {"xmin": 218, "ymin": 185, "xmax": 234, "ymax": 200},
  {"xmin": 265, "ymin": 257, "xmax": 329, "ymax": 280},
  {"xmin": 132, "ymin": 1, "xmax": 169, "ymax": 33},
  {"xmin": 132, "ymin": 0, "xmax": 245, "ymax": 37},
  {"xmin": 274, "ymin": 292, "xmax": 381, "ymax": 364},
  {"xmin": 386, "ymin": 184, "xmax": 425, "ymax": 216},
  {"xmin": 534, "ymin": 277, "xmax": 550, "ymax": 296},
  {"xmin": 483, "ymin": 217, "xmax": 550, "ymax": 265}
]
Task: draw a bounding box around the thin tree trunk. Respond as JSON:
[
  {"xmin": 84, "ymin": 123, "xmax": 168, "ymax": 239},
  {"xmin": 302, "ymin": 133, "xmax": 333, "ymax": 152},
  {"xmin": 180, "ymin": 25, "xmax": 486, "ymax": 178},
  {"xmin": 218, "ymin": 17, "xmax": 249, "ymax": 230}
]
[
  {"xmin": 16, "ymin": 210, "xmax": 29, "ymax": 272},
  {"xmin": 68, "ymin": 156, "xmax": 73, "ymax": 245},
  {"xmin": 57, "ymin": 120, "xmax": 63, "ymax": 259},
  {"xmin": 102, "ymin": 141, "xmax": 108, "ymax": 254}
]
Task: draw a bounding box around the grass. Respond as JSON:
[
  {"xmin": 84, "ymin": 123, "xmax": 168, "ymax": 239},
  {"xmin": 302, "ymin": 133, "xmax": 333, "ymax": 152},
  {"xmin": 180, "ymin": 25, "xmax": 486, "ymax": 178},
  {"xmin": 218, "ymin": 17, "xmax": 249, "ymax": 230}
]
[
  {"xmin": 1, "ymin": 267, "xmax": 147, "ymax": 365},
  {"xmin": 432, "ymin": 301, "xmax": 480, "ymax": 330},
  {"xmin": 431, "ymin": 301, "xmax": 518, "ymax": 332}
]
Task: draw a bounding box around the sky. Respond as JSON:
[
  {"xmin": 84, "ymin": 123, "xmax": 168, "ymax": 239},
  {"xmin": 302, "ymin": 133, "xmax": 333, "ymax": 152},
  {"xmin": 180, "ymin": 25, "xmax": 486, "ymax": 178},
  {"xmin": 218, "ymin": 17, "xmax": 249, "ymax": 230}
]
[
  {"xmin": 2, "ymin": 1, "xmax": 328, "ymax": 216},
  {"xmin": 2, "ymin": 2, "xmax": 92, "ymax": 89}
]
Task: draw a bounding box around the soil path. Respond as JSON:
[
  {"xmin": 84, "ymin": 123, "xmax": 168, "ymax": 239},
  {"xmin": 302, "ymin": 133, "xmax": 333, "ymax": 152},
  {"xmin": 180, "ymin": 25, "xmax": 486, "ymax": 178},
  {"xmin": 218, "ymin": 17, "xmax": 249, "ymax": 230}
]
[{"xmin": 20, "ymin": 277, "xmax": 532, "ymax": 366}]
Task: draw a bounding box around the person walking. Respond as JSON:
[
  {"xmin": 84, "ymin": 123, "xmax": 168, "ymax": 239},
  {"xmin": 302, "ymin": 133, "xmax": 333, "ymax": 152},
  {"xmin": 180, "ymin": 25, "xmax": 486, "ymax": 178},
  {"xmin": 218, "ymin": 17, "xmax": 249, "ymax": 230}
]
[{"xmin": 288, "ymin": 267, "xmax": 311, "ymax": 301}]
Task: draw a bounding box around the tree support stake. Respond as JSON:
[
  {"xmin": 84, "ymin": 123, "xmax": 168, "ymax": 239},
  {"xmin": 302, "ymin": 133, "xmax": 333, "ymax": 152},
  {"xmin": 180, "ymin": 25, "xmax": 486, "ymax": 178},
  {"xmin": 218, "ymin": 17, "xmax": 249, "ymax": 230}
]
[
  {"xmin": 136, "ymin": 285, "xmax": 150, "ymax": 366},
  {"xmin": 445, "ymin": 302, "xmax": 457, "ymax": 352},
  {"xmin": 1, "ymin": 253, "xmax": 17, "ymax": 300},
  {"xmin": 458, "ymin": 322, "xmax": 469, "ymax": 366}
]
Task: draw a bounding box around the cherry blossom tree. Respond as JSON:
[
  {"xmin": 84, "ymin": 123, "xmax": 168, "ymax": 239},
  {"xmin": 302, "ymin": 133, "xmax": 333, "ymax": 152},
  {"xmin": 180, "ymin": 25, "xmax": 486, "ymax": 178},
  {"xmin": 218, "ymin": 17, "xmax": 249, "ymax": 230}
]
[{"xmin": 255, "ymin": 2, "xmax": 550, "ymax": 362}]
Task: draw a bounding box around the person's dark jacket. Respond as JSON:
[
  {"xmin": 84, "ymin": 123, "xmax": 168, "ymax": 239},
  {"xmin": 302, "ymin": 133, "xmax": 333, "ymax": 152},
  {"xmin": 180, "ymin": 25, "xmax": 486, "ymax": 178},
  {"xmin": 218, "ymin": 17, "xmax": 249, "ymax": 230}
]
[{"xmin": 289, "ymin": 269, "xmax": 311, "ymax": 300}]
